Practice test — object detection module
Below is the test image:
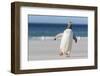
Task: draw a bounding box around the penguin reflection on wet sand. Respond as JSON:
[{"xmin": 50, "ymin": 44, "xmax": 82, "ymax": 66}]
[{"xmin": 54, "ymin": 21, "xmax": 77, "ymax": 57}]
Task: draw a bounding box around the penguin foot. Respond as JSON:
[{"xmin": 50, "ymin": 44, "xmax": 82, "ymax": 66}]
[
  {"xmin": 59, "ymin": 52, "xmax": 63, "ymax": 56},
  {"xmin": 65, "ymin": 53, "xmax": 70, "ymax": 57}
]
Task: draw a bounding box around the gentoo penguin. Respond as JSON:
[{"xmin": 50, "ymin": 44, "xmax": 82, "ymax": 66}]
[{"xmin": 54, "ymin": 21, "xmax": 77, "ymax": 56}]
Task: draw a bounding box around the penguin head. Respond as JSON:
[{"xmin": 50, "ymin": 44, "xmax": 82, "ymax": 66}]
[{"xmin": 67, "ymin": 21, "xmax": 72, "ymax": 29}]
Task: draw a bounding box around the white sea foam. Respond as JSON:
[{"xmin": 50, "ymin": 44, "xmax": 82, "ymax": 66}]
[{"xmin": 30, "ymin": 36, "xmax": 87, "ymax": 40}]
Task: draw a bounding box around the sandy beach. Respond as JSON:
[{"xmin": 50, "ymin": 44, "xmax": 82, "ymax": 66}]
[{"xmin": 28, "ymin": 37, "xmax": 88, "ymax": 61}]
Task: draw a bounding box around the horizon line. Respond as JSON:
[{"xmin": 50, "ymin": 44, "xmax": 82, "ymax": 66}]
[{"xmin": 28, "ymin": 22, "xmax": 87, "ymax": 25}]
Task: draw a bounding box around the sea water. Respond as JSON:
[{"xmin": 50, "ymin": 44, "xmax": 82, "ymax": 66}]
[{"xmin": 28, "ymin": 23, "xmax": 88, "ymax": 39}]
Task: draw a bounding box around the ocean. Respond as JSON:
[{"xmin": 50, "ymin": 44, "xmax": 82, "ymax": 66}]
[{"xmin": 28, "ymin": 23, "xmax": 88, "ymax": 38}]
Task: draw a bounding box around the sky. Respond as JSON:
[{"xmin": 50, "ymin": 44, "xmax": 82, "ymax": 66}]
[{"xmin": 28, "ymin": 15, "xmax": 88, "ymax": 24}]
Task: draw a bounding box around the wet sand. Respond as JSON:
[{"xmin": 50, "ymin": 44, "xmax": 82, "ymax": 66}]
[{"xmin": 28, "ymin": 37, "xmax": 88, "ymax": 61}]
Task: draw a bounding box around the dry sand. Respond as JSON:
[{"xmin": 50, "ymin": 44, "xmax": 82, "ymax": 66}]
[{"xmin": 28, "ymin": 37, "xmax": 88, "ymax": 61}]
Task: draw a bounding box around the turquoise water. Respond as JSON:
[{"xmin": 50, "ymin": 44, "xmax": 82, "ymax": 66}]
[{"xmin": 28, "ymin": 23, "xmax": 88, "ymax": 38}]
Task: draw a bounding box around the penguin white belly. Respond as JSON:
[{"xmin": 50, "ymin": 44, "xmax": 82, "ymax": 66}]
[{"xmin": 60, "ymin": 29, "xmax": 73, "ymax": 53}]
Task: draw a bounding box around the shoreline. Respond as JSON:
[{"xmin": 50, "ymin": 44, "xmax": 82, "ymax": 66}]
[{"xmin": 29, "ymin": 36, "xmax": 87, "ymax": 40}]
